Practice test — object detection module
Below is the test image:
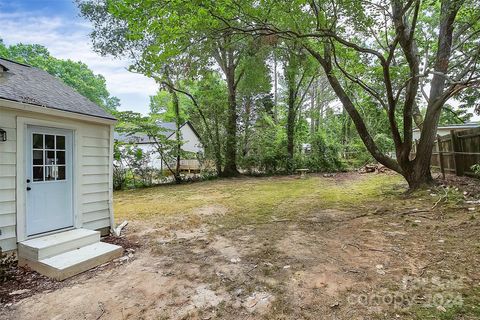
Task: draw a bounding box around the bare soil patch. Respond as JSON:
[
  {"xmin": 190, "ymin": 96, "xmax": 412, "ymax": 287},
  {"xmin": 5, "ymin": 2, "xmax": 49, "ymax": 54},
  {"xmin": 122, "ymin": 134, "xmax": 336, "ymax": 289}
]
[{"xmin": 1, "ymin": 173, "xmax": 479, "ymax": 319}]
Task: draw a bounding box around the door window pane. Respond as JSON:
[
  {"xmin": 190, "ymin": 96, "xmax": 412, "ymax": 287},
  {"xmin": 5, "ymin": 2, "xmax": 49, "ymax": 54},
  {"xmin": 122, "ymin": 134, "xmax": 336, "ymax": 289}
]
[
  {"xmin": 45, "ymin": 151, "xmax": 55, "ymax": 165},
  {"xmin": 57, "ymin": 166, "xmax": 66, "ymax": 180},
  {"xmin": 45, "ymin": 166, "xmax": 55, "ymax": 181},
  {"xmin": 31, "ymin": 132, "xmax": 68, "ymax": 183},
  {"xmin": 33, "ymin": 150, "xmax": 43, "ymax": 165},
  {"xmin": 45, "ymin": 135, "xmax": 55, "ymax": 149},
  {"xmin": 56, "ymin": 151, "xmax": 65, "ymax": 165},
  {"xmin": 56, "ymin": 136, "xmax": 65, "ymax": 150},
  {"xmin": 33, "ymin": 134, "xmax": 43, "ymax": 149},
  {"xmin": 33, "ymin": 166, "xmax": 43, "ymax": 181}
]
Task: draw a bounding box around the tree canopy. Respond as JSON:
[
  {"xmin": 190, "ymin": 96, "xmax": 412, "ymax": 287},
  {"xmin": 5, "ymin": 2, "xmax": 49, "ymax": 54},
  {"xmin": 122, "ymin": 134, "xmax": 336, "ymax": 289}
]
[
  {"xmin": 0, "ymin": 39, "xmax": 119, "ymax": 112},
  {"xmin": 78, "ymin": 0, "xmax": 480, "ymax": 188}
]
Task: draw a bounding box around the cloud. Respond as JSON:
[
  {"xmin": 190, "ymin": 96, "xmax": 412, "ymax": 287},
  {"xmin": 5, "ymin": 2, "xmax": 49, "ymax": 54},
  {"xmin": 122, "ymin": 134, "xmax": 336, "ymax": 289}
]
[{"xmin": 0, "ymin": 8, "xmax": 157, "ymax": 113}]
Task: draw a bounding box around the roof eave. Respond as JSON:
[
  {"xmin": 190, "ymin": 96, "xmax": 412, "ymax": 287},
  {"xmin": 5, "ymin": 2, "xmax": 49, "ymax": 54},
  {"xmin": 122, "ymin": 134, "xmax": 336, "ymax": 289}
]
[{"xmin": 0, "ymin": 97, "xmax": 117, "ymax": 125}]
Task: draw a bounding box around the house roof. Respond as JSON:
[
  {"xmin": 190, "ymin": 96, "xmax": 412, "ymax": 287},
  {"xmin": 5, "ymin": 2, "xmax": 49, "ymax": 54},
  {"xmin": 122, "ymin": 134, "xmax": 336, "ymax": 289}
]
[
  {"xmin": 413, "ymin": 122, "xmax": 479, "ymax": 132},
  {"xmin": 114, "ymin": 121, "xmax": 201, "ymax": 144},
  {"xmin": 0, "ymin": 58, "xmax": 115, "ymax": 120}
]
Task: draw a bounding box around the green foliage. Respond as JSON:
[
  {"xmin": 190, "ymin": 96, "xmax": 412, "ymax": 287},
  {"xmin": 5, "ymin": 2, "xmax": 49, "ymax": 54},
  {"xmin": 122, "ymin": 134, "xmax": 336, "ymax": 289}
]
[
  {"xmin": 149, "ymin": 89, "xmax": 188, "ymax": 123},
  {"xmin": 471, "ymin": 164, "xmax": 480, "ymax": 176},
  {"xmin": 78, "ymin": 0, "xmax": 480, "ymax": 186},
  {"xmin": 0, "ymin": 40, "xmax": 118, "ymax": 112},
  {"xmin": 296, "ymin": 132, "xmax": 344, "ymax": 172},
  {"xmin": 439, "ymin": 104, "xmax": 473, "ymax": 125},
  {"xmin": 113, "ymin": 140, "xmax": 161, "ymax": 189}
]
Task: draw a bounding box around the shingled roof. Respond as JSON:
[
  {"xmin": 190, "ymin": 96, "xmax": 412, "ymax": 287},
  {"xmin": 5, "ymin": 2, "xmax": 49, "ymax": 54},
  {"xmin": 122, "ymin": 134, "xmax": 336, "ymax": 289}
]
[
  {"xmin": 114, "ymin": 121, "xmax": 200, "ymax": 144},
  {"xmin": 0, "ymin": 58, "xmax": 115, "ymax": 120}
]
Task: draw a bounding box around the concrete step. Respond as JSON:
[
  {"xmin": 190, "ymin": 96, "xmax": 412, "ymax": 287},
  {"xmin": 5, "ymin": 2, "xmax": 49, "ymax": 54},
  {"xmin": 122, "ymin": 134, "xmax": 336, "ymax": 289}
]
[
  {"xmin": 18, "ymin": 229, "xmax": 100, "ymax": 260},
  {"xmin": 19, "ymin": 242, "xmax": 123, "ymax": 281}
]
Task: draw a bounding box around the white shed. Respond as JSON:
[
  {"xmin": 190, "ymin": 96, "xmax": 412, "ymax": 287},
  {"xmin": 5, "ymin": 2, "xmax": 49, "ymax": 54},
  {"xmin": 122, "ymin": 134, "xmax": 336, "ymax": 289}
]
[
  {"xmin": 0, "ymin": 58, "xmax": 122, "ymax": 280},
  {"xmin": 115, "ymin": 121, "xmax": 204, "ymax": 171}
]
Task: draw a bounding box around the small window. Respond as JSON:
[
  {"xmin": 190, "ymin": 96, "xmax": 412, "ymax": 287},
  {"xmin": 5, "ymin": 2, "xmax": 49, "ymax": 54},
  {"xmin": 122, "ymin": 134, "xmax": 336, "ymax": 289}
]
[
  {"xmin": 56, "ymin": 151, "xmax": 65, "ymax": 165},
  {"xmin": 57, "ymin": 166, "xmax": 66, "ymax": 180},
  {"xmin": 45, "ymin": 151, "xmax": 55, "ymax": 165},
  {"xmin": 45, "ymin": 166, "xmax": 55, "ymax": 181},
  {"xmin": 32, "ymin": 133, "xmax": 68, "ymax": 182},
  {"xmin": 45, "ymin": 135, "xmax": 55, "ymax": 149},
  {"xmin": 33, "ymin": 166, "xmax": 43, "ymax": 181},
  {"xmin": 56, "ymin": 136, "xmax": 65, "ymax": 150},
  {"xmin": 33, "ymin": 150, "xmax": 43, "ymax": 165},
  {"xmin": 33, "ymin": 134, "xmax": 43, "ymax": 149}
]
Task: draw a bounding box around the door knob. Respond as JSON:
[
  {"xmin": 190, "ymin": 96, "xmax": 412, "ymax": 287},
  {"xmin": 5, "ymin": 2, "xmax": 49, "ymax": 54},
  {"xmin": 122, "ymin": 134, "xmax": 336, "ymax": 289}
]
[
  {"xmin": 26, "ymin": 187, "xmax": 31, "ymax": 191},
  {"xmin": 26, "ymin": 179, "xmax": 31, "ymax": 183}
]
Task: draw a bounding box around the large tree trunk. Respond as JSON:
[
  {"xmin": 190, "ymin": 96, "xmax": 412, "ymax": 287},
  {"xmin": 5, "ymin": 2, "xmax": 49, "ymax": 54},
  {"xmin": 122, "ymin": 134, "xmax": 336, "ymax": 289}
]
[
  {"xmin": 212, "ymin": 111, "xmax": 223, "ymax": 175},
  {"xmin": 297, "ymin": 0, "xmax": 463, "ymax": 190},
  {"xmin": 168, "ymin": 86, "xmax": 182, "ymax": 183},
  {"xmin": 243, "ymin": 95, "xmax": 252, "ymax": 157},
  {"xmin": 404, "ymin": 160, "xmax": 434, "ymax": 189},
  {"xmin": 222, "ymin": 66, "xmax": 240, "ymax": 177},
  {"xmin": 286, "ymin": 84, "xmax": 296, "ymax": 173}
]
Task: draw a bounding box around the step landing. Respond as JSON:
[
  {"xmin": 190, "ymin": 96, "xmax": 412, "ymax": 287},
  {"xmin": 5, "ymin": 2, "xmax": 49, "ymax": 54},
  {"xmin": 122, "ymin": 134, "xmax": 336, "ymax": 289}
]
[
  {"xmin": 18, "ymin": 229, "xmax": 123, "ymax": 281},
  {"xmin": 18, "ymin": 229, "xmax": 100, "ymax": 260}
]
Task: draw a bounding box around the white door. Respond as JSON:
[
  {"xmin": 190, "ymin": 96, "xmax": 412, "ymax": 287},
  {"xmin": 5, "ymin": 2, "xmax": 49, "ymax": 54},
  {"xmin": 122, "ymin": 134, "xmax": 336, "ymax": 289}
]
[{"xmin": 26, "ymin": 126, "xmax": 74, "ymax": 236}]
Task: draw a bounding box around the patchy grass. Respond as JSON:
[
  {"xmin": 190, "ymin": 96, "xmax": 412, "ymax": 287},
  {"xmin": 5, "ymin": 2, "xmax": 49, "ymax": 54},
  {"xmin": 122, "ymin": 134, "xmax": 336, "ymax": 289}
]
[
  {"xmin": 5, "ymin": 173, "xmax": 479, "ymax": 320},
  {"xmin": 114, "ymin": 173, "xmax": 404, "ymax": 226},
  {"xmin": 410, "ymin": 287, "xmax": 480, "ymax": 320}
]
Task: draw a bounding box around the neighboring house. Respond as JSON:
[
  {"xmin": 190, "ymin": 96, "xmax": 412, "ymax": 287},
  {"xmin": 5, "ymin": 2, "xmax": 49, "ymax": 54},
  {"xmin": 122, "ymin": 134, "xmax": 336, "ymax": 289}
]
[
  {"xmin": 0, "ymin": 58, "xmax": 122, "ymax": 280},
  {"xmin": 115, "ymin": 121, "xmax": 204, "ymax": 172},
  {"xmin": 413, "ymin": 123, "xmax": 480, "ymax": 141}
]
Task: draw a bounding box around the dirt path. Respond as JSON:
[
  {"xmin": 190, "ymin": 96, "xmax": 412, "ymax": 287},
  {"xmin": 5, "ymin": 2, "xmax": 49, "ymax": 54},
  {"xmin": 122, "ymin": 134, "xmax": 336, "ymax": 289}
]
[{"xmin": 1, "ymin": 173, "xmax": 479, "ymax": 319}]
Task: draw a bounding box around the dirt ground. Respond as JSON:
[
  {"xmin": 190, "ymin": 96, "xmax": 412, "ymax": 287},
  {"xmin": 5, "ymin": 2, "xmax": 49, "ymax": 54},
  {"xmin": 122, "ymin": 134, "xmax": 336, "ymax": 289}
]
[{"xmin": 1, "ymin": 172, "xmax": 480, "ymax": 320}]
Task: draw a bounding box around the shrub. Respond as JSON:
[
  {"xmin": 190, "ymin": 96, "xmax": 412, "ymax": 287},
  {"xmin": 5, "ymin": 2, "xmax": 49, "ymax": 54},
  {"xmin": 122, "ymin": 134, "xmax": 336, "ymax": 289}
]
[
  {"xmin": 296, "ymin": 132, "xmax": 344, "ymax": 172},
  {"xmin": 471, "ymin": 164, "xmax": 480, "ymax": 176}
]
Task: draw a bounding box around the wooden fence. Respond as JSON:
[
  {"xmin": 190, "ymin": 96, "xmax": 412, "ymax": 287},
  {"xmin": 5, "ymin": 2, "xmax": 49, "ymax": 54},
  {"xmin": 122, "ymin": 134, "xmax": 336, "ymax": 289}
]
[{"xmin": 412, "ymin": 127, "xmax": 480, "ymax": 178}]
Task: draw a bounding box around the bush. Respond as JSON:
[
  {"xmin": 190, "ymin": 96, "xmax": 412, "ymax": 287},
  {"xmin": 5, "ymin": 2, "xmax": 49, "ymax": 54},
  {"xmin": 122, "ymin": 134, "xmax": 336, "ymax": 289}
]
[
  {"xmin": 0, "ymin": 246, "xmax": 16, "ymax": 283},
  {"xmin": 295, "ymin": 132, "xmax": 344, "ymax": 172},
  {"xmin": 471, "ymin": 164, "xmax": 480, "ymax": 176}
]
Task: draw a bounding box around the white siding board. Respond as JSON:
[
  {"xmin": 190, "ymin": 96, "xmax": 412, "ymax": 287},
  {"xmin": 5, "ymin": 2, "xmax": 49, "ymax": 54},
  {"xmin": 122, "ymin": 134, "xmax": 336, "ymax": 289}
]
[
  {"xmin": 82, "ymin": 156, "xmax": 110, "ymax": 166},
  {"xmin": 82, "ymin": 132, "xmax": 109, "ymax": 141},
  {"xmin": 0, "ymin": 141, "xmax": 16, "ymax": 153},
  {"xmin": 0, "ymin": 189, "xmax": 15, "ymax": 203},
  {"xmin": 82, "ymin": 217, "xmax": 110, "ymax": 230},
  {"xmin": 0, "ymin": 109, "xmax": 16, "ymax": 241},
  {"xmin": 82, "ymin": 183, "xmax": 109, "ymax": 195},
  {"xmin": 0, "ymin": 113, "xmax": 16, "ymax": 128},
  {"xmin": 79, "ymin": 124, "xmax": 111, "ymax": 230},
  {"xmin": 0, "ymin": 238, "xmax": 17, "ymax": 251},
  {"xmin": 0, "ymin": 177, "xmax": 15, "ymax": 190},
  {"xmin": 0, "ymin": 225, "xmax": 16, "ymax": 241},
  {"xmin": 0, "ymin": 201, "xmax": 15, "ymax": 214},
  {"xmin": 0, "ymin": 213, "xmax": 15, "ymax": 227},
  {"xmin": 82, "ymin": 165, "xmax": 109, "ymax": 175},
  {"xmin": 0, "ymin": 164, "xmax": 16, "ymax": 176},
  {"xmin": 82, "ymin": 192, "xmax": 109, "ymax": 204},
  {"xmin": 83, "ymin": 146, "xmax": 110, "ymax": 157},
  {"xmin": 83, "ymin": 137, "xmax": 109, "ymax": 148},
  {"xmin": 82, "ymin": 174, "xmax": 109, "ymax": 185},
  {"xmin": 83, "ymin": 201, "xmax": 109, "ymax": 213},
  {"xmin": 83, "ymin": 209, "xmax": 110, "ymax": 223},
  {"xmin": 0, "ymin": 152, "xmax": 16, "ymax": 165}
]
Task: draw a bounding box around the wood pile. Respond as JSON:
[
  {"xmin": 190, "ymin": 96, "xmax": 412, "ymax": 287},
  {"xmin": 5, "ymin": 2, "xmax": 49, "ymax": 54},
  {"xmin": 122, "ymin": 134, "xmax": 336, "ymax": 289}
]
[{"xmin": 358, "ymin": 164, "xmax": 390, "ymax": 174}]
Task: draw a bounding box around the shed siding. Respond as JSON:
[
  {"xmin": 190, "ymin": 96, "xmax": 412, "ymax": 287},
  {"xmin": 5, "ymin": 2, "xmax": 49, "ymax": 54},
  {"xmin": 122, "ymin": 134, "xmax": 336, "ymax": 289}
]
[
  {"xmin": 0, "ymin": 105, "xmax": 113, "ymax": 251},
  {"xmin": 0, "ymin": 111, "xmax": 17, "ymax": 251}
]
